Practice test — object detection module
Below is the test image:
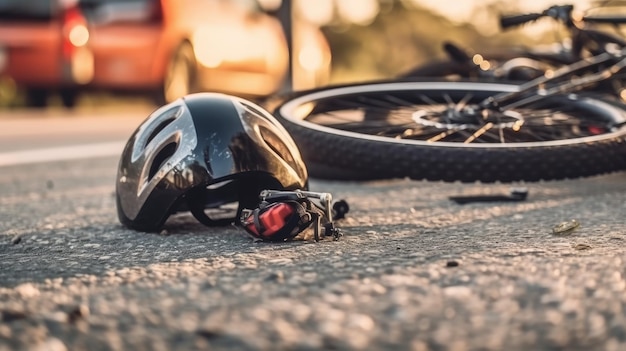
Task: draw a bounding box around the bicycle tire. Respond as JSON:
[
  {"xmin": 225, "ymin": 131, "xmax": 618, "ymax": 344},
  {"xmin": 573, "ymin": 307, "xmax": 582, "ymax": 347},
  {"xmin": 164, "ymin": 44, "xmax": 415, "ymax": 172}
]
[{"xmin": 274, "ymin": 80, "xmax": 626, "ymax": 182}]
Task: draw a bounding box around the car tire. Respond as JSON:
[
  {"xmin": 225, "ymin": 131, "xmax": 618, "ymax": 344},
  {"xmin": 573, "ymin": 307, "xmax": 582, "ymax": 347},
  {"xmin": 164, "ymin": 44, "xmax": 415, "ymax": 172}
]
[
  {"xmin": 161, "ymin": 42, "xmax": 198, "ymax": 104},
  {"xmin": 25, "ymin": 88, "xmax": 48, "ymax": 108},
  {"xmin": 59, "ymin": 88, "xmax": 78, "ymax": 108}
]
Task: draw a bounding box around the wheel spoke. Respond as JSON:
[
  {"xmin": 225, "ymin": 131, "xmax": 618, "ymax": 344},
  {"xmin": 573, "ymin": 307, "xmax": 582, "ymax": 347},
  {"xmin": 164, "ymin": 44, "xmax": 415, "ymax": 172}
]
[
  {"xmin": 296, "ymin": 85, "xmax": 617, "ymax": 144},
  {"xmin": 464, "ymin": 122, "xmax": 494, "ymax": 143},
  {"xmin": 426, "ymin": 129, "xmax": 458, "ymax": 142},
  {"xmin": 418, "ymin": 94, "xmax": 439, "ymax": 106},
  {"xmin": 454, "ymin": 93, "xmax": 473, "ymax": 112}
]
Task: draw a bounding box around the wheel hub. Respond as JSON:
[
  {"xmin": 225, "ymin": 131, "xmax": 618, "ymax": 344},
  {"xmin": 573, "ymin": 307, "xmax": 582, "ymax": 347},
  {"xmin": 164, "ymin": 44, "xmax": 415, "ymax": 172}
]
[{"xmin": 412, "ymin": 105, "xmax": 524, "ymax": 130}]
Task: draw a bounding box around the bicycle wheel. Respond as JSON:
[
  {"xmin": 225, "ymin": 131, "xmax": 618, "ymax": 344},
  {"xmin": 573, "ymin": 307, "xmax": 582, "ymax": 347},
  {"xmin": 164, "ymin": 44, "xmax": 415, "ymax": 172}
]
[{"xmin": 274, "ymin": 80, "xmax": 626, "ymax": 182}]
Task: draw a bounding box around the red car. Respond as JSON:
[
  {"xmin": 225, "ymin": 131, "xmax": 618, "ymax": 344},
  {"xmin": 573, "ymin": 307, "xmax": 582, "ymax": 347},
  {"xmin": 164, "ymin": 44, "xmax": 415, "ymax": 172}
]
[{"xmin": 0, "ymin": 0, "xmax": 331, "ymax": 108}]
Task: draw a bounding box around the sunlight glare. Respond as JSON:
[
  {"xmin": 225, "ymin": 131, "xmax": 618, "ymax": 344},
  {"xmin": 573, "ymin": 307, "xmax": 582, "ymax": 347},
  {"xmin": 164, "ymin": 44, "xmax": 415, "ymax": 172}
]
[
  {"xmin": 336, "ymin": 0, "xmax": 379, "ymax": 25},
  {"xmin": 472, "ymin": 54, "xmax": 483, "ymax": 65},
  {"xmin": 257, "ymin": 0, "xmax": 281, "ymax": 11},
  {"xmin": 295, "ymin": 0, "xmax": 334, "ymax": 26}
]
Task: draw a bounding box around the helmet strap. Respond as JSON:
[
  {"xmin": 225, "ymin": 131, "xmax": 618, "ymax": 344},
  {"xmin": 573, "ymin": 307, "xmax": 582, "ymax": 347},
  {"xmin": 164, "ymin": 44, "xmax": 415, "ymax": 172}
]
[{"xmin": 188, "ymin": 189, "xmax": 237, "ymax": 226}]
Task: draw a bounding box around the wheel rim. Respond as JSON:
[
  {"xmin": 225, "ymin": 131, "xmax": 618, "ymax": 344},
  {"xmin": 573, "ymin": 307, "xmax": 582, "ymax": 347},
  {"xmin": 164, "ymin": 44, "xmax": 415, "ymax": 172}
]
[{"xmin": 278, "ymin": 81, "xmax": 626, "ymax": 147}]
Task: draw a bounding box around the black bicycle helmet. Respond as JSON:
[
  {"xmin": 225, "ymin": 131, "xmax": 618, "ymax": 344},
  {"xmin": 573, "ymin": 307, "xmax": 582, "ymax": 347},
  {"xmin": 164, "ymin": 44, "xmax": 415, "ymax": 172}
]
[{"xmin": 116, "ymin": 93, "xmax": 308, "ymax": 232}]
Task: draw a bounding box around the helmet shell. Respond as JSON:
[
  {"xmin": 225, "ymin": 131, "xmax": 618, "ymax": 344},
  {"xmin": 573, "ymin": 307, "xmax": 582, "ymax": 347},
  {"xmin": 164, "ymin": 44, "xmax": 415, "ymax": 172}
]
[{"xmin": 116, "ymin": 93, "xmax": 308, "ymax": 231}]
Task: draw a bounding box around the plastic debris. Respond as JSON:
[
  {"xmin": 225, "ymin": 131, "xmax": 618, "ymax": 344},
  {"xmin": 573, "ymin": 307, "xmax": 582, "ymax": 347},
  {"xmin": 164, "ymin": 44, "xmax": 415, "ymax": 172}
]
[
  {"xmin": 446, "ymin": 260, "xmax": 460, "ymax": 267},
  {"xmin": 552, "ymin": 219, "xmax": 580, "ymax": 235},
  {"xmin": 450, "ymin": 187, "xmax": 528, "ymax": 205}
]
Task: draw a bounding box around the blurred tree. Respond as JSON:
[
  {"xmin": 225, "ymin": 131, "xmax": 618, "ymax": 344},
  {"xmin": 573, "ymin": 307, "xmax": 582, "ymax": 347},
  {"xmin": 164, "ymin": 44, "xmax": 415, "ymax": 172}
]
[{"xmin": 320, "ymin": 0, "xmax": 569, "ymax": 83}]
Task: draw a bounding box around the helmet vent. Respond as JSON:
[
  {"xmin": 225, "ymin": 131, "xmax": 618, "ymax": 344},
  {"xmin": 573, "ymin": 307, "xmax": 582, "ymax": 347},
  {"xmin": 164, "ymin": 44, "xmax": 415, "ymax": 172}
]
[
  {"xmin": 148, "ymin": 142, "xmax": 177, "ymax": 180},
  {"xmin": 241, "ymin": 101, "xmax": 269, "ymax": 120},
  {"xmin": 259, "ymin": 126, "xmax": 296, "ymax": 166},
  {"xmin": 145, "ymin": 116, "xmax": 177, "ymax": 149}
]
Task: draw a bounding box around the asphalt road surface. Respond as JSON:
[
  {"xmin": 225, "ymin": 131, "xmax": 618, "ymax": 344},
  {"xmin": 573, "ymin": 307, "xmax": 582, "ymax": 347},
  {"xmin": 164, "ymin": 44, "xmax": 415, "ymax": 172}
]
[{"xmin": 1, "ymin": 108, "xmax": 626, "ymax": 351}]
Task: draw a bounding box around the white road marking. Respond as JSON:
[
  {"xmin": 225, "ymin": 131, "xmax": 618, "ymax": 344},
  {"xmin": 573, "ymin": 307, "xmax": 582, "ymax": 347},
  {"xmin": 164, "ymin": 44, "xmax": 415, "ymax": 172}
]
[{"xmin": 0, "ymin": 141, "xmax": 126, "ymax": 167}]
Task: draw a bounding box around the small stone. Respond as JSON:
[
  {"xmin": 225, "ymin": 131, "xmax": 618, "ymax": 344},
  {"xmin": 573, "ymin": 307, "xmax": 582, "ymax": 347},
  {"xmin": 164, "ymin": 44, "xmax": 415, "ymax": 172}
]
[
  {"xmin": 443, "ymin": 285, "xmax": 472, "ymax": 298},
  {"xmin": 46, "ymin": 180, "xmax": 54, "ymax": 189},
  {"xmin": 573, "ymin": 243, "xmax": 592, "ymax": 250},
  {"xmin": 66, "ymin": 304, "xmax": 90, "ymax": 323},
  {"xmin": 0, "ymin": 324, "xmax": 11, "ymax": 339},
  {"xmin": 15, "ymin": 283, "xmax": 40, "ymax": 298},
  {"xmin": 159, "ymin": 229, "xmax": 169, "ymax": 236},
  {"xmin": 265, "ymin": 271, "xmax": 285, "ymax": 283},
  {"xmin": 33, "ymin": 337, "xmax": 67, "ymax": 351}
]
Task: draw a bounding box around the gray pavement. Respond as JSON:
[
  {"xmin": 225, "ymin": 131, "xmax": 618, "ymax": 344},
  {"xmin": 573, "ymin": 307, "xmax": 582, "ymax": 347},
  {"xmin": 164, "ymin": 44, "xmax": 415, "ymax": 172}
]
[{"xmin": 1, "ymin": 152, "xmax": 626, "ymax": 350}]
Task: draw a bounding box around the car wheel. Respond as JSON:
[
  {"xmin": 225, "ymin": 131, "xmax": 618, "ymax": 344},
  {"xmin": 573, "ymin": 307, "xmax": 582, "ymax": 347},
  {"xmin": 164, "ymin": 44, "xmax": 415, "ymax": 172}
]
[
  {"xmin": 60, "ymin": 88, "xmax": 78, "ymax": 108},
  {"xmin": 162, "ymin": 42, "xmax": 197, "ymax": 104},
  {"xmin": 25, "ymin": 88, "xmax": 48, "ymax": 108}
]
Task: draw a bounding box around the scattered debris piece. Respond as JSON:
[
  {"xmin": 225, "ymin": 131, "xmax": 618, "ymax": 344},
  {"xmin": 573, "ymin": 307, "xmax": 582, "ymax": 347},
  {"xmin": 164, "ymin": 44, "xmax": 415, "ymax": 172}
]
[
  {"xmin": 265, "ymin": 271, "xmax": 285, "ymax": 283},
  {"xmin": 332, "ymin": 200, "xmax": 350, "ymax": 220},
  {"xmin": 66, "ymin": 304, "xmax": 90, "ymax": 323},
  {"xmin": 0, "ymin": 310, "xmax": 28, "ymax": 323},
  {"xmin": 446, "ymin": 260, "xmax": 460, "ymax": 268},
  {"xmin": 552, "ymin": 219, "xmax": 580, "ymax": 235},
  {"xmin": 196, "ymin": 329, "xmax": 222, "ymax": 340},
  {"xmin": 449, "ymin": 187, "xmax": 528, "ymax": 205},
  {"xmin": 11, "ymin": 235, "xmax": 22, "ymax": 245}
]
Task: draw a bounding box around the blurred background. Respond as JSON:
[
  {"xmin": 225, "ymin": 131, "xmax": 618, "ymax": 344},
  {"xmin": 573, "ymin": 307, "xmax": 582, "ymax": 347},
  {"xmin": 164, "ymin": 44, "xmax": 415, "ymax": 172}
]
[{"xmin": 0, "ymin": 0, "xmax": 606, "ymax": 110}]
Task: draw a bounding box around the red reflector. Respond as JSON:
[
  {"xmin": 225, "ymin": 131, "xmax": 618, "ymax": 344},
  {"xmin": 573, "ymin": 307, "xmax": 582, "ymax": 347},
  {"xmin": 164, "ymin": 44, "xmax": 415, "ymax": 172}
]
[
  {"xmin": 245, "ymin": 203, "xmax": 294, "ymax": 238},
  {"xmin": 588, "ymin": 126, "xmax": 605, "ymax": 135}
]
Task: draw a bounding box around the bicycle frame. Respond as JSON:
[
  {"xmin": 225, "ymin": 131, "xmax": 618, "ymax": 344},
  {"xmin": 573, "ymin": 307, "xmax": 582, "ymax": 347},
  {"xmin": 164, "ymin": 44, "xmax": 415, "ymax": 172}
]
[
  {"xmin": 403, "ymin": 4, "xmax": 626, "ymax": 85},
  {"xmin": 483, "ymin": 50, "xmax": 626, "ymax": 110}
]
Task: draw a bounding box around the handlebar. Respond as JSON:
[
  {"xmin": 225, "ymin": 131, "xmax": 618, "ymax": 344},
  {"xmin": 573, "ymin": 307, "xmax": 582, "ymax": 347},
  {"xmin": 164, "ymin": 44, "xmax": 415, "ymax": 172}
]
[
  {"xmin": 500, "ymin": 4, "xmax": 626, "ymax": 28},
  {"xmin": 500, "ymin": 5, "xmax": 574, "ymax": 30},
  {"xmin": 583, "ymin": 14, "xmax": 626, "ymax": 25},
  {"xmin": 500, "ymin": 13, "xmax": 543, "ymax": 29}
]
